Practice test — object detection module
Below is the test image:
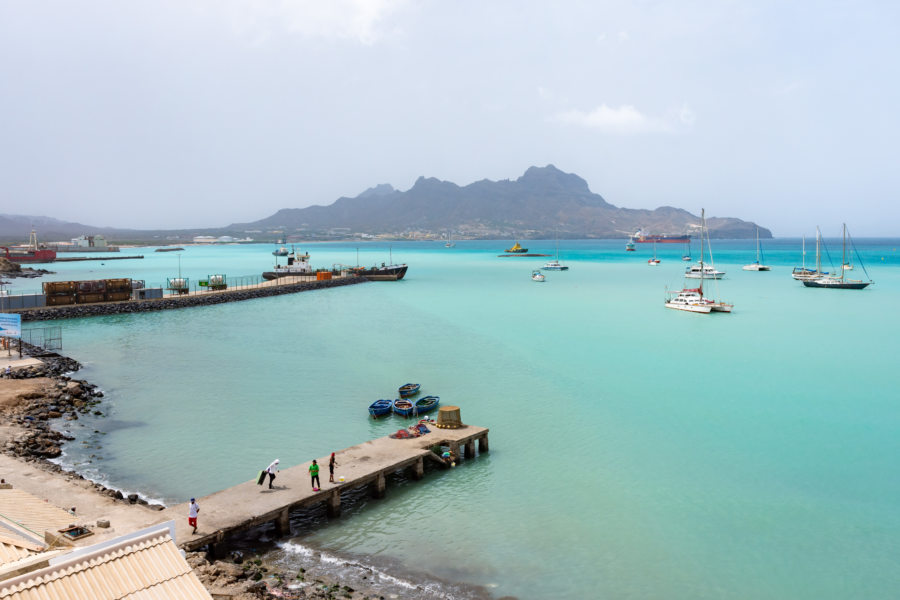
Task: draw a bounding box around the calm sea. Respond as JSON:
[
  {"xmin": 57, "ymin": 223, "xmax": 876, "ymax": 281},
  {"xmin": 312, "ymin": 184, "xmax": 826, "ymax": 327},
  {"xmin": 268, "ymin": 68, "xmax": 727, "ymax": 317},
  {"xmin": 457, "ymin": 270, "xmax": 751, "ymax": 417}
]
[{"xmin": 12, "ymin": 239, "xmax": 900, "ymax": 599}]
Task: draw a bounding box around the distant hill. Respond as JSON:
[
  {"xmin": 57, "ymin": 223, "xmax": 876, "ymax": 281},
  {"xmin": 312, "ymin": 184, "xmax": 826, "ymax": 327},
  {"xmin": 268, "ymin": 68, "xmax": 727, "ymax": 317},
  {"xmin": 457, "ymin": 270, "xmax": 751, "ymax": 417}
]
[
  {"xmin": 2, "ymin": 166, "xmax": 770, "ymax": 243},
  {"xmin": 232, "ymin": 165, "xmax": 770, "ymax": 239}
]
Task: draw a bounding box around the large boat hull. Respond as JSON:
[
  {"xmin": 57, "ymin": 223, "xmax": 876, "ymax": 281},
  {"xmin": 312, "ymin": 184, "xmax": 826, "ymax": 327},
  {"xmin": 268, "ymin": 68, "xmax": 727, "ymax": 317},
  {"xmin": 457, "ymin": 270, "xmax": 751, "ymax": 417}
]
[
  {"xmin": 635, "ymin": 235, "xmax": 690, "ymax": 243},
  {"xmin": 354, "ymin": 264, "xmax": 408, "ymax": 281},
  {"xmin": 3, "ymin": 249, "xmax": 57, "ymax": 263},
  {"xmin": 802, "ymin": 279, "xmax": 871, "ymax": 289}
]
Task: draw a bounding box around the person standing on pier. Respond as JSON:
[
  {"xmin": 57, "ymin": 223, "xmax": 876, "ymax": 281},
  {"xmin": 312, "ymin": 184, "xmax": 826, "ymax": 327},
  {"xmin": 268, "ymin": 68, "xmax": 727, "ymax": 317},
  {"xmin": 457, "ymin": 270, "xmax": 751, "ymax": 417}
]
[
  {"xmin": 310, "ymin": 459, "xmax": 320, "ymax": 491},
  {"xmin": 328, "ymin": 452, "xmax": 338, "ymax": 483},
  {"xmin": 188, "ymin": 498, "xmax": 200, "ymax": 534},
  {"xmin": 266, "ymin": 459, "xmax": 280, "ymax": 489}
]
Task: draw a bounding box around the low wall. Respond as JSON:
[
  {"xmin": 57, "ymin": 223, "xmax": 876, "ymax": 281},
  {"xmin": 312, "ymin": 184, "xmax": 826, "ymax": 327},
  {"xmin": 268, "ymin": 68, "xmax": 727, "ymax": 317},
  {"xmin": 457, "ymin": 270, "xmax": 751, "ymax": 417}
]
[{"xmin": 15, "ymin": 277, "xmax": 366, "ymax": 322}]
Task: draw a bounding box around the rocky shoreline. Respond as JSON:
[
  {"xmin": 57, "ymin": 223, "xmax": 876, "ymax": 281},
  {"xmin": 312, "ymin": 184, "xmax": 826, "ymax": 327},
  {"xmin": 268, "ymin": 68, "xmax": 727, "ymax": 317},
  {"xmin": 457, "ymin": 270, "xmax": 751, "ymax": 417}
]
[
  {"xmin": 0, "ymin": 255, "xmax": 54, "ymax": 279},
  {"xmin": 0, "ymin": 344, "xmax": 457, "ymax": 600}
]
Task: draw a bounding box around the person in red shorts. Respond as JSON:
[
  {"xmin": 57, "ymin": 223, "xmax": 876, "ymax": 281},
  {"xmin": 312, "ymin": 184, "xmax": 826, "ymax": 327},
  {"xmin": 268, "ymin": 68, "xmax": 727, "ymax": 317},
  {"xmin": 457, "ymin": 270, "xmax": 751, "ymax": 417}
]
[{"xmin": 188, "ymin": 498, "xmax": 200, "ymax": 534}]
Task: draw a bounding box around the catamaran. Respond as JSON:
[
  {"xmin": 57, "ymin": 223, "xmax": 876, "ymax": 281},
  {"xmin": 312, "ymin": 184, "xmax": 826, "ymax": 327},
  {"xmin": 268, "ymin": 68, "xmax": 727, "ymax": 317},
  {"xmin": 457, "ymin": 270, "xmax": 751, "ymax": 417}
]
[
  {"xmin": 665, "ymin": 209, "xmax": 733, "ymax": 314},
  {"xmin": 543, "ymin": 229, "xmax": 569, "ymax": 270},
  {"xmin": 742, "ymin": 227, "xmax": 771, "ymax": 271}
]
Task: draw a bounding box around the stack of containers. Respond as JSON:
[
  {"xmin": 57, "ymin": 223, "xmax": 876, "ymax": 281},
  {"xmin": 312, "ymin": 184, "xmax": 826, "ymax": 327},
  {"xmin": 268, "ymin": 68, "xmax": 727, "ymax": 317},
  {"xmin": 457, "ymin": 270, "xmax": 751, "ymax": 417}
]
[
  {"xmin": 42, "ymin": 281, "xmax": 77, "ymax": 306},
  {"xmin": 76, "ymin": 280, "xmax": 106, "ymax": 304},
  {"xmin": 104, "ymin": 278, "xmax": 132, "ymax": 301}
]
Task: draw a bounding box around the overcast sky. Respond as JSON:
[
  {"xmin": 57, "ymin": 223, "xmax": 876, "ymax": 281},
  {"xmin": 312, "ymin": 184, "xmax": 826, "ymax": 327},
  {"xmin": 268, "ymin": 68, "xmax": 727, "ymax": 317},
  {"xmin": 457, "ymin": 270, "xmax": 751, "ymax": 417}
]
[{"xmin": 2, "ymin": 1, "xmax": 898, "ymax": 236}]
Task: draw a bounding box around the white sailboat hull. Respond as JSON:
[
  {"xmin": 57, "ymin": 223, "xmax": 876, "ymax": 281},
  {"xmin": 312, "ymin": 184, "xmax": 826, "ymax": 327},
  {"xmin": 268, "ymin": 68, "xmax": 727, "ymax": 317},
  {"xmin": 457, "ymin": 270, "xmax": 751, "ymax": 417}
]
[
  {"xmin": 742, "ymin": 263, "xmax": 771, "ymax": 271},
  {"xmin": 665, "ymin": 301, "xmax": 712, "ymax": 313}
]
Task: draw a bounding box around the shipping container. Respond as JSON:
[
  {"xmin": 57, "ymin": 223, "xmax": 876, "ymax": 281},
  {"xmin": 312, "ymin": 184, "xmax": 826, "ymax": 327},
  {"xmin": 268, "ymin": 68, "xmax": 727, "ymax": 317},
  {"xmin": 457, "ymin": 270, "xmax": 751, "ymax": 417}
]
[
  {"xmin": 316, "ymin": 271, "xmax": 332, "ymax": 281},
  {"xmin": 42, "ymin": 281, "xmax": 76, "ymax": 294},
  {"xmin": 76, "ymin": 280, "xmax": 106, "ymax": 293},
  {"xmin": 104, "ymin": 278, "xmax": 132, "ymax": 292},
  {"xmin": 105, "ymin": 291, "xmax": 132, "ymax": 302},
  {"xmin": 46, "ymin": 294, "xmax": 76, "ymax": 306},
  {"xmin": 76, "ymin": 292, "xmax": 106, "ymax": 304}
]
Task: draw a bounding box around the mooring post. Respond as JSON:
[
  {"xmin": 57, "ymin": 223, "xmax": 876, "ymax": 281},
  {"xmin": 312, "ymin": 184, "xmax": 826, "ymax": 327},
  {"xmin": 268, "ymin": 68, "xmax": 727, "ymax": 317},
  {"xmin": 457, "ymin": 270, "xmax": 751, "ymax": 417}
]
[
  {"xmin": 412, "ymin": 456, "xmax": 424, "ymax": 480},
  {"xmin": 450, "ymin": 442, "xmax": 460, "ymax": 461},
  {"xmin": 478, "ymin": 433, "xmax": 489, "ymax": 453},
  {"xmin": 326, "ymin": 490, "xmax": 342, "ymax": 517},
  {"xmin": 465, "ymin": 439, "xmax": 476, "ymax": 459},
  {"xmin": 275, "ymin": 508, "xmax": 290, "ymax": 537},
  {"xmin": 371, "ymin": 472, "xmax": 386, "ymax": 499}
]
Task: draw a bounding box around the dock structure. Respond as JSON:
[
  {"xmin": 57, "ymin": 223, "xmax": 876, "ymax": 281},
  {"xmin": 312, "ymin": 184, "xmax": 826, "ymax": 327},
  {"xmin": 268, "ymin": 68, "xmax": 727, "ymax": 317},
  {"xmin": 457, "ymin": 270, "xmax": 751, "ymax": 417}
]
[{"xmin": 155, "ymin": 424, "xmax": 489, "ymax": 555}]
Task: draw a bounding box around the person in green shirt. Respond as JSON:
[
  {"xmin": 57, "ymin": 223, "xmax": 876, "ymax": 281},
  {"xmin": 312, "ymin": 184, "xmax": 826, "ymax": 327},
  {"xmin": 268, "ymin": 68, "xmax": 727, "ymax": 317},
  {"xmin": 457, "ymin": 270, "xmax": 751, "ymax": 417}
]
[{"xmin": 309, "ymin": 459, "xmax": 320, "ymax": 490}]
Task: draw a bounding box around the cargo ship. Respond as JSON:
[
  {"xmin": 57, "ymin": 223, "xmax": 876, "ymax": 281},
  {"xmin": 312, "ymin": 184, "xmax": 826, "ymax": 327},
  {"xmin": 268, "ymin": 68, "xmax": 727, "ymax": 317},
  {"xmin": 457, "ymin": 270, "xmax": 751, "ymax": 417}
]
[
  {"xmin": 631, "ymin": 230, "xmax": 691, "ymax": 244},
  {"xmin": 1, "ymin": 229, "xmax": 57, "ymax": 263}
]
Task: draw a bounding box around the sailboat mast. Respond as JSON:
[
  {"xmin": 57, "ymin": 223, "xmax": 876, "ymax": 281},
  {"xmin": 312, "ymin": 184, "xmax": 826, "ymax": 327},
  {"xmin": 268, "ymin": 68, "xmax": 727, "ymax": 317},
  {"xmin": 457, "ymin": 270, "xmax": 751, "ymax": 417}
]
[
  {"xmin": 802, "ymin": 235, "xmax": 806, "ymax": 270},
  {"xmin": 756, "ymin": 227, "xmax": 761, "ymax": 262},
  {"xmin": 699, "ymin": 209, "xmax": 705, "ymax": 295},
  {"xmin": 815, "ymin": 227, "xmax": 822, "ymax": 275},
  {"xmin": 841, "ymin": 223, "xmax": 847, "ymax": 282}
]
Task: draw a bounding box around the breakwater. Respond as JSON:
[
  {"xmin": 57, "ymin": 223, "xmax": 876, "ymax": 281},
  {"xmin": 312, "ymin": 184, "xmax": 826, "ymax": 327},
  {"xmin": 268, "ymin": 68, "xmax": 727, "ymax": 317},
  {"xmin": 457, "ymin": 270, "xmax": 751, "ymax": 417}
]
[
  {"xmin": 14, "ymin": 276, "xmax": 366, "ymax": 322},
  {"xmin": 55, "ymin": 255, "xmax": 143, "ymax": 262}
]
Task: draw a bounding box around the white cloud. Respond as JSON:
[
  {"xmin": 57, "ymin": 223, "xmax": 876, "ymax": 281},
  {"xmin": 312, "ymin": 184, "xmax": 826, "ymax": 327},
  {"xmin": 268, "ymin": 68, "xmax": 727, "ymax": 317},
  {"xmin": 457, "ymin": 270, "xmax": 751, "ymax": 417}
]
[
  {"xmin": 553, "ymin": 104, "xmax": 690, "ymax": 134},
  {"xmin": 617, "ymin": 30, "xmax": 630, "ymax": 42},
  {"xmin": 218, "ymin": 0, "xmax": 410, "ymax": 45}
]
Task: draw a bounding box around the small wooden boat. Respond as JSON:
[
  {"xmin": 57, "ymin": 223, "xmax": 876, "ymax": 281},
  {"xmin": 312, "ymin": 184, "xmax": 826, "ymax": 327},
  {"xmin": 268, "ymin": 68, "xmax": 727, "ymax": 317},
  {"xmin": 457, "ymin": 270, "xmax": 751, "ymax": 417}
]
[
  {"xmin": 392, "ymin": 398, "xmax": 415, "ymax": 416},
  {"xmin": 368, "ymin": 399, "xmax": 393, "ymax": 418},
  {"xmin": 414, "ymin": 395, "xmax": 440, "ymax": 415},
  {"xmin": 398, "ymin": 383, "xmax": 421, "ymax": 397}
]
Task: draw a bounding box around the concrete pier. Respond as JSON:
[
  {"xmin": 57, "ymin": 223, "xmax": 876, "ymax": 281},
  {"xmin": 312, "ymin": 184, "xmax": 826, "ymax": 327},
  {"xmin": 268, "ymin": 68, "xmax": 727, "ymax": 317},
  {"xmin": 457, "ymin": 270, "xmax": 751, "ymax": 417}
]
[{"xmin": 155, "ymin": 424, "xmax": 489, "ymax": 552}]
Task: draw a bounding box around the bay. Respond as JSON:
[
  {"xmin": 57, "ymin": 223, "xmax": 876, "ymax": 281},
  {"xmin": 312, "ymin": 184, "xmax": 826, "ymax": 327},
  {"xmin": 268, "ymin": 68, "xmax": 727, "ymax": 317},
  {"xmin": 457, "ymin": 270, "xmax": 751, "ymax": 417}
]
[{"xmin": 17, "ymin": 238, "xmax": 900, "ymax": 599}]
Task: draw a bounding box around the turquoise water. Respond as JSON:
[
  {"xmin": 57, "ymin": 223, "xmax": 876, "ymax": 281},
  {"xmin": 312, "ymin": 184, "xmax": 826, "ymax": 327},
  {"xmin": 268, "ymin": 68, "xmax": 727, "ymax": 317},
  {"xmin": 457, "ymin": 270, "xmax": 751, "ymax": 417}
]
[{"xmin": 19, "ymin": 240, "xmax": 900, "ymax": 599}]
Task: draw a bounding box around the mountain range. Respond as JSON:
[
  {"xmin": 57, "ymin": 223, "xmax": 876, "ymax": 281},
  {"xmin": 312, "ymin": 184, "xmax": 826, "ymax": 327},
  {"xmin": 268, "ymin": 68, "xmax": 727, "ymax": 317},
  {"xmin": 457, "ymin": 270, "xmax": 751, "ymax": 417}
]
[{"xmin": 1, "ymin": 165, "xmax": 769, "ymax": 243}]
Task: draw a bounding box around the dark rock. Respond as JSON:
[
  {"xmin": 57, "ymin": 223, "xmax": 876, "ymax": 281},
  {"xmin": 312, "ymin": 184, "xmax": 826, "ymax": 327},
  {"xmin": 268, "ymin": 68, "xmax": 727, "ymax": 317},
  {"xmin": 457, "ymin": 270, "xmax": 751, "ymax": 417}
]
[{"xmin": 127, "ymin": 493, "xmax": 139, "ymax": 504}]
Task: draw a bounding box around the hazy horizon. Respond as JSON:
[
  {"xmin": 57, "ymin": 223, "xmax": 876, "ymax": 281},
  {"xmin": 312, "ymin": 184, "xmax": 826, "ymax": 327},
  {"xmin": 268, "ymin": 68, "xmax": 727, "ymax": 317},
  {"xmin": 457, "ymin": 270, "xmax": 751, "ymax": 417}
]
[{"xmin": 2, "ymin": 1, "xmax": 898, "ymax": 236}]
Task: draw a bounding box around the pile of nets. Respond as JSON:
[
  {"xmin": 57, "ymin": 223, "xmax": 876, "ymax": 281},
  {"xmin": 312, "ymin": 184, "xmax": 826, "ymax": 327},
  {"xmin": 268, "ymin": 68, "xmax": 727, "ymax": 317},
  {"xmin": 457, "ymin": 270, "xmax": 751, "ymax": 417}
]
[{"xmin": 389, "ymin": 419, "xmax": 433, "ymax": 439}]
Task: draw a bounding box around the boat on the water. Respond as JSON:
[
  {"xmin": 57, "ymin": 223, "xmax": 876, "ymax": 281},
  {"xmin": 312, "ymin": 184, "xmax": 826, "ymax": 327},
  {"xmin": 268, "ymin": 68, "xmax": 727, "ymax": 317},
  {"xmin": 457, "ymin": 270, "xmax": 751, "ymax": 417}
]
[
  {"xmin": 666, "ymin": 209, "xmax": 732, "ymax": 314},
  {"xmin": 632, "ymin": 230, "xmax": 691, "ymax": 244},
  {"xmin": 351, "ymin": 263, "xmax": 408, "ymax": 281},
  {"xmin": 368, "ymin": 399, "xmax": 393, "ymax": 417},
  {"xmin": 505, "ymin": 241, "xmax": 528, "ymax": 253},
  {"xmin": 682, "ymin": 241, "xmax": 692, "ymax": 261},
  {"xmin": 1, "ymin": 229, "xmax": 56, "ymax": 264},
  {"xmin": 803, "ymin": 224, "xmax": 873, "ymax": 289},
  {"xmin": 413, "ymin": 395, "xmax": 440, "ymax": 415},
  {"xmin": 648, "ymin": 241, "xmax": 660, "ymax": 265},
  {"xmin": 392, "ymin": 398, "xmax": 415, "ymax": 416},
  {"xmin": 398, "ymin": 383, "xmax": 421, "ymax": 397},
  {"xmin": 742, "ymin": 227, "xmax": 771, "ymax": 271},
  {"xmin": 685, "ymin": 264, "xmax": 725, "ymax": 279},
  {"xmin": 626, "ymin": 240, "xmax": 635, "ymax": 252},
  {"xmin": 543, "ymin": 229, "xmax": 569, "ymax": 270},
  {"xmin": 273, "ymin": 246, "xmax": 289, "ymax": 257},
  {"xmin": 792, "ymin": 230, "xmax": 828, "ymax": 281},
  {"xmin": 154, "ymin": 247, "xmax": 185, "ymax": 252},
  {"xmin": 532, "ymin": 270, "xmax": 546, "ymax": 282},
  {"xmin": 445, "ymin": 229, "xmax": 455, "ymax": 248},
  {"xmin": 263, "ymin": 246, "xmax": 313, "ymax": 280}
]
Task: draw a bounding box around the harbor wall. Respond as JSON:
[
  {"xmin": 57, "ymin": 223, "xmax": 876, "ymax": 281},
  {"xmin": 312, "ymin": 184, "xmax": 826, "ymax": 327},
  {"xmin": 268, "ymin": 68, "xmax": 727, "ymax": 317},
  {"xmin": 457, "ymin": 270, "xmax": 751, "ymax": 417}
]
[{"xmin": 13, "ymin": 276, "xmax": 366, "ymax": 322}]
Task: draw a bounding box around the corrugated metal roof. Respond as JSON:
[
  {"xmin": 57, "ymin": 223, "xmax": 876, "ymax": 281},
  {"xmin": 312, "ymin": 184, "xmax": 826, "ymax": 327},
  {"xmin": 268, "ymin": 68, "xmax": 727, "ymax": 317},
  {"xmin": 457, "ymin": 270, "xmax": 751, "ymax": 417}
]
[
  {"xmin": 0, "ymin": 540, "xmax": 37, "ymax": 568},
  {"xmin": 0, "ymin": 531, "xmax": 212, "ymax": 599},
  {"xmin": 0, "ymin": 490, "xmax": 74, "ymax": 541}
]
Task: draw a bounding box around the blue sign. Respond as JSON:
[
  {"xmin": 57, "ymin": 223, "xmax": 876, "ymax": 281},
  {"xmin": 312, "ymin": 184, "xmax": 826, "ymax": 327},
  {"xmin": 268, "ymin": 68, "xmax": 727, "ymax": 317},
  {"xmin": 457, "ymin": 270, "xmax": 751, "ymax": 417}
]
[{"xmin": 0, "ymin": 313, "xmax": 21, "ymax": 338}]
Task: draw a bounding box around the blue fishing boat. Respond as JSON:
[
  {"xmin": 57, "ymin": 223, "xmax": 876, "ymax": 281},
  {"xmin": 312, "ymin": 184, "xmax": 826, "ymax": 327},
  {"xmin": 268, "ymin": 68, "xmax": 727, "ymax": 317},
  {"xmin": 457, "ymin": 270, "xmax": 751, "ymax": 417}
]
[
  {"xmin": 368, "ymin": 398, "xmax": 393, "ymax": 418},
  {"xmin": 392, "ymin": 398, "xmax": 415, "ymax": 416},
  {"xmin": 398, "ymin": 383, "xmax": 421, "ymax": 398},
  {"xmin": 414, "ymin": 395, "xmax": 440, "ymax": 415}
]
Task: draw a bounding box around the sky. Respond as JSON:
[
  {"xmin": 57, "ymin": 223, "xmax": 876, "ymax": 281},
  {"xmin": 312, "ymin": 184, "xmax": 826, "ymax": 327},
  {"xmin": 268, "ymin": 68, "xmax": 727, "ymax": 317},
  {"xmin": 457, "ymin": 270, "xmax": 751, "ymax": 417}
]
[{"xmin": 1, "ymin": 0, "xmax": 898, "ymax": 236}]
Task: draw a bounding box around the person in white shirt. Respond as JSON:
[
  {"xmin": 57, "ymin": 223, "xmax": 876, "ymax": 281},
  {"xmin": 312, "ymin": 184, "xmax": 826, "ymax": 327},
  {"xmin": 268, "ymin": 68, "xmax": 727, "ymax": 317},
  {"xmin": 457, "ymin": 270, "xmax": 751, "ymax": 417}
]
[
  {"xmin": 188, "ymin": 498, "xmax": 200, "ymax": 534},
  {"xmin": 266, "ymin": 459, "xmax": 280, "ymax": 489}
]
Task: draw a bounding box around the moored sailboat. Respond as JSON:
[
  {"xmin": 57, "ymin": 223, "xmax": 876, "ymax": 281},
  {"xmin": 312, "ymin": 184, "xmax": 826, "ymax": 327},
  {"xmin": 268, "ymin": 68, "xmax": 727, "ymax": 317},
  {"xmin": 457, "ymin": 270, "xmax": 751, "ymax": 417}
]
[
  {"xmin": 543, "ymin": 229, "xmax": 569, "ymax": 270},
  {"xmin": 665, "ymin": 209, "xmax": 732, "ymax": 314},
  {"xmin": 802, "ymin": 224, "xmax": 872, "ymax": 289},
  {"xmin": 742, "ymin": 227, "xmax": 771, "ymax": 271}
]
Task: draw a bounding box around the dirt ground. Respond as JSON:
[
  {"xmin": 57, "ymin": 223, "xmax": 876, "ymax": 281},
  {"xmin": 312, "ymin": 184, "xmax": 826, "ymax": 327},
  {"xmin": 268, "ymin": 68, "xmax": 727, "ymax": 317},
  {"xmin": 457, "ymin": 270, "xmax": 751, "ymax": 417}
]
[{"xmin": 0, "ymin": 377, "xmax": 54, "ymax": 410}]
